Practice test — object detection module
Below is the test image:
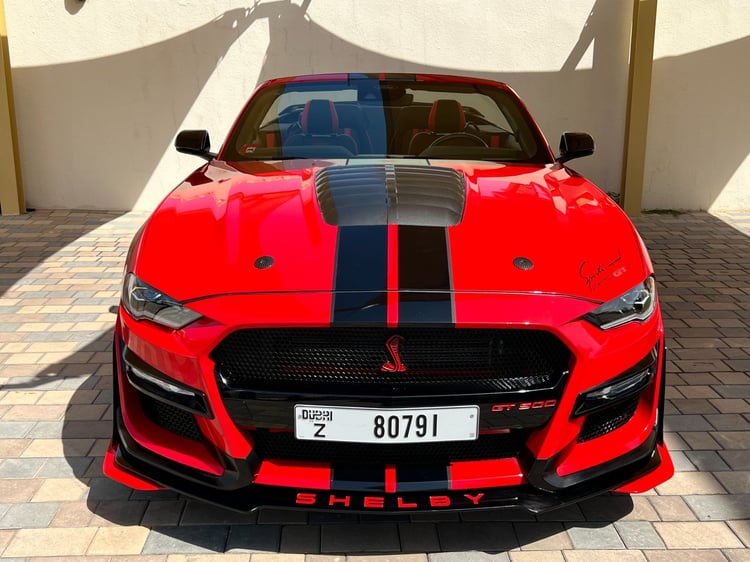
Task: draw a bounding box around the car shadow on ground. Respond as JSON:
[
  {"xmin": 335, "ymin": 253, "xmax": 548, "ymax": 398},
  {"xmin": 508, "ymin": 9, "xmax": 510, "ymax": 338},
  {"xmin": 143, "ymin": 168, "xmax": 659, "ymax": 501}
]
[
  {"xmin": 0, "ymin": 209, "xmax": 641, "ymax": 555},
  {"xmin": 10, "ymin": 211, "xmax": 750, "ymax": 554},
  {"xmin": 42, "ymin": 330, "xmax": 635, "ymax": 555}
]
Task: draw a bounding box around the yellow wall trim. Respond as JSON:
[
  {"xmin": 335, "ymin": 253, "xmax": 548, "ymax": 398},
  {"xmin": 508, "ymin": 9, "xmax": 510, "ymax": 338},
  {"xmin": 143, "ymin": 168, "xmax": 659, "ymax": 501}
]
[
  {"xmin": 621, "ymin": 0, "xmax": 657, "ymax": 217},
  {"xmin": 0, "ymin": 0, "xmax": 24, "ymax": 215}
]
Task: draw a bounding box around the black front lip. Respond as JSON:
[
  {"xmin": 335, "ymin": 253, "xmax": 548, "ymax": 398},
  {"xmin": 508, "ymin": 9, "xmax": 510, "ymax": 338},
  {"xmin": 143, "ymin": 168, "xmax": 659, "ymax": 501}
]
[{"xmin": 111, "ymin": 404, "xmax": 665, "ymax": 514}]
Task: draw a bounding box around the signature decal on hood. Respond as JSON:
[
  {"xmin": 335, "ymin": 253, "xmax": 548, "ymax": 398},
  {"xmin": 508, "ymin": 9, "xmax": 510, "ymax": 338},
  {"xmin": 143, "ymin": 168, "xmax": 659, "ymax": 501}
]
[{"xmin": 579, "ymin": 248, "xmax": 626, "ymax": 291}]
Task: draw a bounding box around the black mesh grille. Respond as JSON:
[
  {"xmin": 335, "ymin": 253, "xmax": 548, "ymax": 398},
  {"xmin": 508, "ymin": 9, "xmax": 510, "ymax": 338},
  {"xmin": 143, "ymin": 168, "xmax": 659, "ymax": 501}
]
[
  {"xmin": 213, "ymin": 328, "xmax": 570, "ymax": 395},
  {"xmin": 139, "ymin": 393, "xmax": 203, "ymax": 442},
  {"xmin": 578, "ymin": 396, "xmax": 640, "ymax": 443},
  {"xmin": 249, "ymin": 430, "xmax": 528, "ymax": 465}
]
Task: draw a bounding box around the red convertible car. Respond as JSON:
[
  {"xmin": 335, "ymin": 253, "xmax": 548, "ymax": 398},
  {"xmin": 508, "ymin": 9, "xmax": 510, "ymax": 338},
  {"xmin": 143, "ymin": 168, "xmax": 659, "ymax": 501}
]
[{"xmin": 104, "ymin": 73, "xmax": 673, "ymax": 512}]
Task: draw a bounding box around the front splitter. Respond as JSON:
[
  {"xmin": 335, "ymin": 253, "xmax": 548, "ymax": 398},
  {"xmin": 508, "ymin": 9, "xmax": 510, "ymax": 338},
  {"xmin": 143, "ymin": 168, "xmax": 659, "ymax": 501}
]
[{"xmin": 107, "ymin": 407, "xmax": 667, "ymax": 514}]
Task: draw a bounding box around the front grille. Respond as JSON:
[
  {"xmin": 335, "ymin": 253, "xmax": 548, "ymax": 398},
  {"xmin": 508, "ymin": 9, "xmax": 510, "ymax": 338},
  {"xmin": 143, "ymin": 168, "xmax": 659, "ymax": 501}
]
[
  {"xmin": 249, "ymin": 429, "xmax": 528, "ymax": 465},
  {"xmin": 139, "ymin": 393, "xmax": 203, "ymax": 442},
  {"xmin": 578, "ymin": 396, "xmax": 640, "ymax": 442},
  {"xmin": 213, "ymin": 328, "xmax": 570, "ymax": 395}
]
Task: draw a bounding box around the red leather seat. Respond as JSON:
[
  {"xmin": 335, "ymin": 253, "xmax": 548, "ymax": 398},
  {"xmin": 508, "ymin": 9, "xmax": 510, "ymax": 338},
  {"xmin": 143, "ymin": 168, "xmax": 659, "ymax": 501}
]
[
  {"xmin": 284, "ymin": 100, "xmax": 358, "ymax": 155},
  {"xmin": 408, "ymin": 99, "xmax": 484, "ymax": 155}
]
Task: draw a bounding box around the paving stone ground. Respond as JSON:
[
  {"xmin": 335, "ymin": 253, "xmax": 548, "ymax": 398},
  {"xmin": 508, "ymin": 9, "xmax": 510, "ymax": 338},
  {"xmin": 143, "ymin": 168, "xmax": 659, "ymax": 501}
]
[{"xmin": 0, "ymin": 209, "xmax": 749, "ymax": 561}]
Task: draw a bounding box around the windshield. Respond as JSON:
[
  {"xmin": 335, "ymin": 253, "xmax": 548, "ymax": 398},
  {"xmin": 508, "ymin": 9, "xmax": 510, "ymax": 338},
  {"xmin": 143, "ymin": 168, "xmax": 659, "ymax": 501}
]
[{"xmin": 222, "ymin": 76, "xmax": 552, "ymax": 163}]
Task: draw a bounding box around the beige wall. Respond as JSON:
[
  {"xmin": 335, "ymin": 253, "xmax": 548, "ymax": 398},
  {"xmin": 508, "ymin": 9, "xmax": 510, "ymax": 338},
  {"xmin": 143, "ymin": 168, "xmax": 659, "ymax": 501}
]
[
  {"xmin": 3, "ymin": 0, "xmax": 747, "ymax": 211},
  {"xmin": 642, "ymin": 0, "xmax": 750, "ymax": 211}
]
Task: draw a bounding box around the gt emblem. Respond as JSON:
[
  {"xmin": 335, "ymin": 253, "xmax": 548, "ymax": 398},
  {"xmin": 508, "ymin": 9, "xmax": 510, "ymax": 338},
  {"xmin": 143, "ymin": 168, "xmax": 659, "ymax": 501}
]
[{"xmin": 381, "ymin": 335, "xmax": 406, "ymax": 373}]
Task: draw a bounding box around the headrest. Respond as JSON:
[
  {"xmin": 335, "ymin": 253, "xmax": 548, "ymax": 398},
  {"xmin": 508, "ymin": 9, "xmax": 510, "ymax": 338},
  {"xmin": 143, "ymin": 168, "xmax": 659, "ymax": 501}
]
[
  {"xmin": 428, "ymin": 99, "xmax": 466, "ymax": 133},
  {"xmin": 301, "ymin": 100, "xmax": 339, "ymax": 134}
]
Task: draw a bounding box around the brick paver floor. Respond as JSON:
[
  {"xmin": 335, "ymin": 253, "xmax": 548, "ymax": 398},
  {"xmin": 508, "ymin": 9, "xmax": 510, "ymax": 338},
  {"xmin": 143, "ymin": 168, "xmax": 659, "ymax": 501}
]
[{"xmin": 0, "ymin": 209, "xmax": 749, "ymax": 561}]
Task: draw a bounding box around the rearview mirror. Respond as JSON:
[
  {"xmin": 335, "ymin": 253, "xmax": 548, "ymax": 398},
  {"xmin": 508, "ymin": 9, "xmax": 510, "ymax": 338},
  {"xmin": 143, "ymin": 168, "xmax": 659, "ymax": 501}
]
[
  {"xmin": 557, "ymin": 132, "xmax": 594, "ymax": 163},
  {"xmin": 175, "ymin": 130, "xmax": 216, "ymax": 161}
]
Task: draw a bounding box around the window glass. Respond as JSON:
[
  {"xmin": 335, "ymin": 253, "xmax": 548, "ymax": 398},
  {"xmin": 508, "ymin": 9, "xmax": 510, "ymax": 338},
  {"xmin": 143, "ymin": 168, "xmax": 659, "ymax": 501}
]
[{"xmin": 223, "ymin": 77, "xmax": 550, "ymax": 164}]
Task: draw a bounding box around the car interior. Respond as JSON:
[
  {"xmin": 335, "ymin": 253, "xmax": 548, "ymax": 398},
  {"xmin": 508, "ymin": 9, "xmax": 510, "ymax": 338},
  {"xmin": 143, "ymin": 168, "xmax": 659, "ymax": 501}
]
[{"xmin": 226, "ymin": 79, "xmax": 544, "ymax": 162}]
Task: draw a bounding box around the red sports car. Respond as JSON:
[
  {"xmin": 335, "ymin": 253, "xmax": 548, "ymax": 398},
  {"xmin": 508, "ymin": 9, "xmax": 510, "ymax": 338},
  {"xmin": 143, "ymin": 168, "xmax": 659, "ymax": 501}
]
[{"xmin": 104, "ymin": 73, "xmax": 673, "ymax": 513}]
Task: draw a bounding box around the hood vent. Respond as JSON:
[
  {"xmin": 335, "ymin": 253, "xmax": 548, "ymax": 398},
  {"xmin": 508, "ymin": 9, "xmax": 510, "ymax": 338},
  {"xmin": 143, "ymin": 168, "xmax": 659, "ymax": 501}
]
[{"xmin": 314, "ymin": 164, "xmax": 466, "ymax": 226}]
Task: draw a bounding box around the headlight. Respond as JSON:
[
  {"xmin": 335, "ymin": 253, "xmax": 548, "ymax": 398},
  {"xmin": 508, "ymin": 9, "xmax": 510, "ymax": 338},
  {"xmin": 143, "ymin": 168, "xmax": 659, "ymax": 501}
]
[
  {"xmin": 583, "ymin": 277, "xmax": 656, "ymax": 330},
  {"xmin": 122, "ymin": 273, "xmax": 202, "ymax": 329}
]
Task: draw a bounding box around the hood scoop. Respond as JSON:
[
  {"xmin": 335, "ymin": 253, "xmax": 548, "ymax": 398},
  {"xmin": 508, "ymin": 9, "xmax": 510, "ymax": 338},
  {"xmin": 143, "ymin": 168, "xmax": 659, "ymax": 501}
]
[{"xmin": 314, "ymin": 164, "xmax": 466, "ymax": 226}]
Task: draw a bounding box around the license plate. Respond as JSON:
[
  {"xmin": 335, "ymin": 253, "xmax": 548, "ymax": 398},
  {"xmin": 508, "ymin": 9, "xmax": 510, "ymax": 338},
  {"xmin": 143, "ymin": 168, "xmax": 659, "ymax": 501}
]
[{"xmin": 294, "ymin": 405, "xmax": 479, "ymax": 443}]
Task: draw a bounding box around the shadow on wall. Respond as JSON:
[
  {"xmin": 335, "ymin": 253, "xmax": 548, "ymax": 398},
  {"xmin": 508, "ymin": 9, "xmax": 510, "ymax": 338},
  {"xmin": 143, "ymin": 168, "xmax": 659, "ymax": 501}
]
[
  {"xmin": 64, "ymin": 0, "xmax": 85, "ymax": 16},
  {"xmin": 12, "ymin": 0, "xmax": 749, "ymax": 210},
  {"xmin": 12, "ymin": 7, "xmax": 257, "ymax": 210},
  {"xmin": 13, "ymin": 0, "xmax": 632, "ymax": 210},
  {"xmin": 253, "ymin": 0, "xmax": 633, "ymax": 194},
  {"xmin": 644, "ymin": 35, "xmax": 750, "ymax": 210}
]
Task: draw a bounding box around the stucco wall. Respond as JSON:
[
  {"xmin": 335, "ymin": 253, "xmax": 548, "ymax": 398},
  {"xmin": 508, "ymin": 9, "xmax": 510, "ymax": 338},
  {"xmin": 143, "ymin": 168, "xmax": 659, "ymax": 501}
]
[
  {"xmin": 4, "ymin": 0, "xmax": 747, "ymax": 211},
  {"xmin": 642, "ymin": 0, "xmax": 750, "ymax": 211}
]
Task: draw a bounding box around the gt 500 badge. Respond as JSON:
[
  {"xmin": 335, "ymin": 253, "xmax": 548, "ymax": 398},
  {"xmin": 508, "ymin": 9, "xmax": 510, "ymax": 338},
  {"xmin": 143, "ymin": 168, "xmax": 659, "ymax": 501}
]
[{"xmin": 492, "ymin": 399, "xmax": 557, "ymax": 412}]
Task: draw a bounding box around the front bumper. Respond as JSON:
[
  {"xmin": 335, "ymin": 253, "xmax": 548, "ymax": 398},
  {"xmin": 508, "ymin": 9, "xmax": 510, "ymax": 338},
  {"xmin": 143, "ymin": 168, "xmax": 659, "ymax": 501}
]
[
  {"xmin": 104, "ymin": 293, "xmax": 674, "ymax": 513},
  {"xmin": 106, "ymin": 402, "xmax": 670, "ymax": 513}
]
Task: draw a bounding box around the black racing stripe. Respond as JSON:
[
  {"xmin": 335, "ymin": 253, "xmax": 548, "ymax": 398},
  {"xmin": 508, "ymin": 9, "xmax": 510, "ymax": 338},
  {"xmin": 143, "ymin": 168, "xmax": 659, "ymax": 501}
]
[
  {"xmin": 398, "ymin": 226, "xmax": 450, "ymax": 290},
  {"xmin": 398, "ymin": 225, "xmax": 453, "ymax": 324},
  {"xmin": 332, "ymin": 225, "xmax": 388, "ymax": 324},
  {"xmin": 398, "ymin": 293, "xmax": 453, "ymax": 325},
  {"xmin": 331, "ymin": 465, "xmax": 385, "ymax": 492},
  {"xmin": 333, "ymin": 292, "xmax": 388, "ymax": 324},
  {"xmin": 395, "ymin": 465, "xmax": 450, "ymax": 493}
]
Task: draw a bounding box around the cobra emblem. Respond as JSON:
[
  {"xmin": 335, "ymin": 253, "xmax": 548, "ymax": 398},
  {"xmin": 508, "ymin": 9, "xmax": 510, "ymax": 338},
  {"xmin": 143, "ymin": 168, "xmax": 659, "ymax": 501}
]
[{"xmin": 381, "ymin": 335, "xmax": 406, "ymax": 373}]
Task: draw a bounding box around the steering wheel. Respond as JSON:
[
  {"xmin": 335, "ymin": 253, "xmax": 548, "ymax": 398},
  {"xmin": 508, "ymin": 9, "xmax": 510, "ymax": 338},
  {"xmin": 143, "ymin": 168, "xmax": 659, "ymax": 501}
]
[
  {"xmin": 428, "ymin": 132, "xmax": 488, "ymax": 148},
  {"xmin": 464, "ymin": 121, "xmax": 482, "ymax": 135}
]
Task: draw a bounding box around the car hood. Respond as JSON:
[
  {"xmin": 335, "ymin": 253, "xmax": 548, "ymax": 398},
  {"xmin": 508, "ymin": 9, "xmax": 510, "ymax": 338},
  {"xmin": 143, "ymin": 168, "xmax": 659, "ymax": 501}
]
[{"xmin": 134, "ymin": 159, "xmax": 647, "ymax": 304}]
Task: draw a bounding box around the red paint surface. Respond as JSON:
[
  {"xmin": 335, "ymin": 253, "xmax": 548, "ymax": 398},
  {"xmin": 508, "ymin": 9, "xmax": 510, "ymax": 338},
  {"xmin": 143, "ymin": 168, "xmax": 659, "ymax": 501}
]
[{"xmin": 106, "ymin": 73, "xmax": 672, "ymax": 505}]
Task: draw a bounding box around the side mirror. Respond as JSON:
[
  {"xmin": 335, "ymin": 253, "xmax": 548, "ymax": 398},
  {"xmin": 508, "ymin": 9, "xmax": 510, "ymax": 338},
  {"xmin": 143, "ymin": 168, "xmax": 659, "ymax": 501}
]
[
  {"xmin": 557, "ymin": 132, "xmax": 594, "ymax": 163},
  {"xmin": 175, "ymin": 130, "xmax": 216, "ymax": 161}
]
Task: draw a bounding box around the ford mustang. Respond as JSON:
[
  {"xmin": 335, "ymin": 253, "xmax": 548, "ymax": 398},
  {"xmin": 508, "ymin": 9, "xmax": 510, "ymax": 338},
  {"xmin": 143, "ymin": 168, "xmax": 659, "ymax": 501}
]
[{"xmin": 104, "ymin": 73, "xmax": 673, "ymax": 513}]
